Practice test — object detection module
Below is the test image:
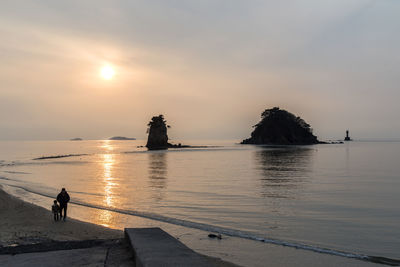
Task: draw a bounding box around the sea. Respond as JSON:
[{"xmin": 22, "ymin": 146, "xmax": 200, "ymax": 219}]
[{"xmin": 0, "ymin": 140, "xmax": 399, "ymax": 265}]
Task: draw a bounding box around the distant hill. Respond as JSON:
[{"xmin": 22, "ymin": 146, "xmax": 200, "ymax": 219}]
[
  {"xmin": 241, "ymin": 107, "xmax": 320, "ymax": 145},
  {"xmin": 108, "ymin": 136, "xmax": 136, "ymax": 140},
  {"xmin": 70, "ymin": 138, "xmax": 83, "ymax": 141}
]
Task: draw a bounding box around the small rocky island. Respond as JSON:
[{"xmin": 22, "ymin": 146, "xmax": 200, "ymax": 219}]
[
  {"xmin": 241, "ymin": 107, "xmax": 320, "ymax": 145},
  {"xmin": 109, "ymin": 136, "xmax": 136, "ymax": 140},
  {"xmin": 146, "ymin": 115, "xmax": 170, "ymax": 150},
  {"xmin": 70, "ymin": 138, "xmax": 83, "ymax": 141},
  {"xmin": 145, "ymin": 114, "xmax": 191, "ymax": 150},
  {"xmin": 145, "ymin": 114, "xmax": 180, "ymax": 150}
]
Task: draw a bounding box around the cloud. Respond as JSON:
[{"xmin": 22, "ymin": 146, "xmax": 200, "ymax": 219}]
[{"xmin": 0, "ymin": 0, "xmax": 399, "ymax": 140}]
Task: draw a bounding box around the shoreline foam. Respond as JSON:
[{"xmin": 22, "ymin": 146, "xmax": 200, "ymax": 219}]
[
  {"xmin": 1, "ymin": 184, "xmax": 392, "ymax": 266},
  {"xmin": 2, "ymin": 182, "xmax": 399, "ymax": 266},
  {"xmin": 0, "ymin": 186, "xmax": 239, "ymax": 267}
]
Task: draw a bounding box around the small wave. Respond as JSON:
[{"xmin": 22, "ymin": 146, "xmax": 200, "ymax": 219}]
[
  {"xmin": 33, "ymin": 154, "xmax": 89, "ymax": 160},
  {"xmin": 1, "ymin": 183, "xmax": 399, "ymax": 265},
  {"xmin": 3, "ymin": 171, "xmax": 31, "ymax": 174},
  {"xmin": 0, "ymin": 161, "xmax": 17, "ymax": 167},
  {"xmin": 68, "ymin": 190, "xmax": 105, "ymax": 197},
  {"xmin": 122, "ymin": 146, "xmax": 246, "ymax": 154},
  {"xmin": 0, "ymin": 160, "xmax": 88, "ymax": 168}
]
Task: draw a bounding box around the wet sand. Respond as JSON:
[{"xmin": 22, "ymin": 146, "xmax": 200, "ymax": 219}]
[
  {"xmin": 1, "ymin": 185, "xmax": 387, "ymax": 267},
  {"xmin": 0, "ymin": 185, "xmax": 384, "ymax": 267},
  {"xmin": 0, "ymin": 186, "xmax": 123, "ymax": 246},
  {"xmin": 0, "ymin": 186, "xmax": 239, "ymax": 266}
]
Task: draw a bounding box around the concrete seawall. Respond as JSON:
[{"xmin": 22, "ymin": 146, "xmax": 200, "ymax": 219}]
[{"xmin": 125, "ymin": 228, "xmax": 212, "ymax": 267}]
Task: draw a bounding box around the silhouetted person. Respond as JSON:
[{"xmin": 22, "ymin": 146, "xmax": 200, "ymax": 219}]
[
  {"xmin": 51, "ymin": 200, "xmax": 60, "ymax": 221},
  {"xmin": 57, "ymin": 188, "xmax": 70, "ymax": 221}
]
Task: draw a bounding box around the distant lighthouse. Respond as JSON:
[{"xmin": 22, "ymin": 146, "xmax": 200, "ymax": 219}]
[{"xmin": 344, "ymin": 130, "xmax": 351, "ymax": 141}]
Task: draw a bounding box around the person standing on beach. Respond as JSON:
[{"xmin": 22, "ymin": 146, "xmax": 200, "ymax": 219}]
[
  {"xmin": 51, "ymin": 200, "xmax": 60, "ymax": 221},
  {"xmin": 57, "ymin": 188, "xmax": 70, "ymax": 221}
]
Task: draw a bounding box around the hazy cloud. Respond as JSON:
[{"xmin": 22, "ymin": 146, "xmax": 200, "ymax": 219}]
[{"xmin": 0, "ymin": 0, "xmax": 399, "ymax": 140}]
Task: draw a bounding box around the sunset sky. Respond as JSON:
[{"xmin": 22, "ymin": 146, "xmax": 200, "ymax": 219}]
[{"xmin": 1, "ymin": 1, "xmax": 399, "ymax": 141}]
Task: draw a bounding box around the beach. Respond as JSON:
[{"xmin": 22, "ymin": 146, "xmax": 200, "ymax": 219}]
[
  {"xmin": 0, "ymin": 185, "xmax": 386, "ymax": 267},
  {"xmin": 0, "ymin": 185, "xmax": 123, "ymax": 247},
  {"xmin": 0, "ymin": 185, "xmax": 241, "ymax": 266},
  {"xmin": 1, "ymin": 0, "xmax": 400, "ymax": 264}
]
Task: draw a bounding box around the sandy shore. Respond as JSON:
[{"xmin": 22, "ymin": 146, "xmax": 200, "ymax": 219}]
[
  {"xmin": 1, "ymin": 185, "xmax": 389, "ymax": 267},
  {"xmin": 0, "ymin": 186, "xmax": 240, "ymax": 266},
  {"xmin": 0, "ymin": 186, "xmax": 123, "ymax": 247}
]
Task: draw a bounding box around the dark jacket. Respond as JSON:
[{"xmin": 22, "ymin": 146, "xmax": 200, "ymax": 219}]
[
  {"xmin": 52, "ymin": 204, "xmax": 59, "ymax": 213},
  {"xmin": 57, "ymin": 192, "xmax": 70, "ymax": 206}
]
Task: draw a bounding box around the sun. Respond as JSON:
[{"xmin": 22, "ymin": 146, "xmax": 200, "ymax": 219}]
[{"xmin": 100, "ymin": 65, "xmax": 115, "ymax": 80}]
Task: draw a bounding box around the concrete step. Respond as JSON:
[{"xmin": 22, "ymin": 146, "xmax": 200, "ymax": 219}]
[{"xmin": 125, "ymin": 228, "xmax": 212, "ymax": 267}]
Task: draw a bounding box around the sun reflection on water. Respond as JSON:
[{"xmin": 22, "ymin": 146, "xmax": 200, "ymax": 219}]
[
  {"xmin": 96, "ymin": 140, "xmax": 119, "ymax": 227},
  {"xmin": 101, "ymin": 140, "xmax": 114, "ymax": 151},
  {"xmin": 103, "ymin": 153, "xmax": 116, "ymax": 207}
]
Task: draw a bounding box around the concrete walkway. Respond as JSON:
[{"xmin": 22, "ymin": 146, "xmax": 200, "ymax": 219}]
[
  {"xmin": 0, "ymin": 228, "xmax": 236, "ymax": 267},
  {"xmin": 125, "ymin": 228, "xmax": 213, "ymax": 267},
  {"xmin": 0, "ymin": 247, "xmax": 109, "ymax": 267},
  {"xmin": 0, "ymin": 239, "xmax": 134, "ymax": 267}
]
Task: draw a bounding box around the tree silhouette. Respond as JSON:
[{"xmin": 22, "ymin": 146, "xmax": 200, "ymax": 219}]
[
  {"xmin": 242, "ymin": 107, "xmax": 319, "ymax": 145},
  {"xmin": 146, "ymin": 115, "xmax": 170, "ymax": 150}
]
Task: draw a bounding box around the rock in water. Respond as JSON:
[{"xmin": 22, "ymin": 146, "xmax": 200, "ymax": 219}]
[
  {"xmin": 146, "ymin": 115, "xmax": 170, "ymax": 150},
  {"xmin": 241, "ymin": 107, "xmax": 319, "ymax": 145},
  {"xmin": 208, "ymin": 233, "xmax": 222, "ymax": 239}
]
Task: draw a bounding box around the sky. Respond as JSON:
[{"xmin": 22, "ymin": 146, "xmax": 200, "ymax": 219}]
[{"xmin": 0, "ymin": 0, "xmax": 399, "ymax": 141}]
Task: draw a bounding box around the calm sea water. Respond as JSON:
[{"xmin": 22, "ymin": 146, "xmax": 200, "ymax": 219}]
[{"xmin": 0, "ymin": 140, "xmax": 399, "ymax": 261}]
